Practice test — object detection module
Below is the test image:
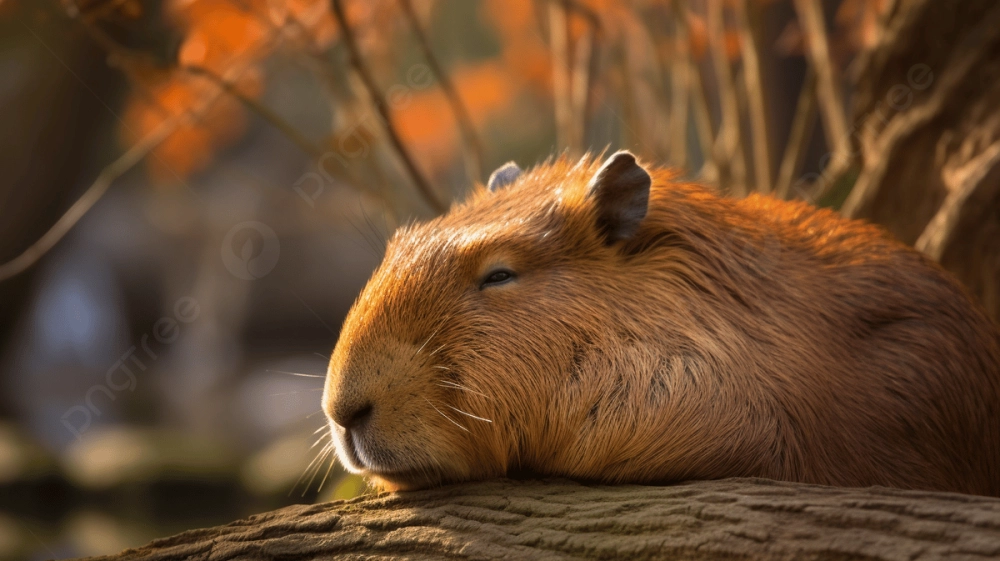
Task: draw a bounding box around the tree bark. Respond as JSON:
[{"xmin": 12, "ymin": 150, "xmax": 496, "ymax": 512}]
[
  {"xmin": 840, "ymin": 0, "xmax": 1000, "ymax": 322},
  {"xmin": 91, "ymin": 478, "xmax": 1000, "ymax": 560}
]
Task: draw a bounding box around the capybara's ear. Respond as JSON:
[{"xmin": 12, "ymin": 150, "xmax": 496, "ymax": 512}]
[
  {"xmin": 487, "ymin": 162, "xmax": 522, "ymax": 191},
  {"xmin": 586, "ymin": 151, "xmax": 651, "ymax": 244}
]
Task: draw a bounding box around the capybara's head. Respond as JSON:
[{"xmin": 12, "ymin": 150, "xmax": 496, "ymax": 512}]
[{"xmin": 323, "ymin": 151, "xmax": 659, "ymax": 490}]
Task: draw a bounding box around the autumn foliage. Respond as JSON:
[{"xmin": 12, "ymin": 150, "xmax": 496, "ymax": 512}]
[{"xmin": 90, "ymin": 0, "xmax": 890, "ymax": 186}]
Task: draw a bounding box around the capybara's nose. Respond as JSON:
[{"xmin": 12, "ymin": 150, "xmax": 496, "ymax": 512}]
[{"xmin": 335, "ymin": 402, "xmax": 373, "ymax": 431}]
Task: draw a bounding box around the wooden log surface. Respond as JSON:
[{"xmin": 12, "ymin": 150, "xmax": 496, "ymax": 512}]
[{"xmin": 91, "ymin": 478, "xmax": 1000, "ymax": 560}]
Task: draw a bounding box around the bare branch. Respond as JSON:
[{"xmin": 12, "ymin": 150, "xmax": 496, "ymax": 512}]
[
  {"xmin": 671, "ymin": 1, "xmax": 716, "ymax": 180},
  {"xmin": 206, "ymin": 6, "xmax": 401, "ymax": 216},
  {"xmin": 667, "ymin": 5, "xmax": 690, "ymax": 169},
  {"xmin": 570, "ymin": 22, "xmax": 597, "ymax": 152},
  {"xmin": 549, "ymin": 0, "xmax": 575, "ymax": 155},
  {"xmin": 555, "ymin": 0, "xmax": 601, "ymax": 30},
  {"xmin": 793, "ymin": 0, "xmax": 850, "ymax": 189},
  {"xmin": 398, "ymin": 0, "xmax": 485, "ymax": 184},
  {"xmin": 550, "ymin": 0, "xmax": 600, "ymax": 153},
  {"xmin": 915, "ymin": 144, "xmax": 1000, "ymax": 260},
  {"xmin": 775, "ymin": 67, "xmax": 818, "ymax": 200},
  {"xmin": 735, "ymin": 0, "xmax": 771, "ymax": 193},
  {"xmin": 10, "ymin": 0, "xmax": 288, "ymax": 280},
  {"xmin": 329, "ymin": 0, "xmax": 446, "ymax": 213},
  {"xmin": 184, "ymin": 65, "xmax": 325, "ymax": 160},
  {"xmin": 0, "ymin": 108, "xmax": 200, "ymax": 281},
  {"xmin": 68, "ymin": 13, "xmax": 179, "ymax": 122},
  {"xmin": 74, "ymin": 0, "xmax": 132, "ymax": 22},
  {"xmin": 707, "ymin": 1, "xmax": 746, "ymax": 195},
  {"xmin": 75, "ymin": 5, "xmax": 316, "ymax": 170},
  {"xmin": 690, "ymin": 63, "xmax": 718, "ymax": 182}
]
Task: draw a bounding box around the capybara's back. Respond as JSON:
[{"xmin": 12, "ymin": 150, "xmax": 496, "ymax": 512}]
[
  {"xmin": 323, "ymin": 151, "xmax": 1000, "ymax": 496},
  {"xmin": 695, "ymin": 188, "xmax": 1000, "ymax": 496}
]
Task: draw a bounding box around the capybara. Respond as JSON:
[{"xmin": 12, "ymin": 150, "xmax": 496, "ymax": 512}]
[{"xmin": 323, "ymin": 151, "xmax": 1000, "ymax": 496}]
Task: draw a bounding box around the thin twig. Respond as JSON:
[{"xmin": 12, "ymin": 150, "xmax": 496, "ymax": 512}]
[
  {"xmin": 707, "ymin": 0, "xmax": 745, "ymax": 195},
  {"xmin": 793, "ymin": 0, "xmax": 850, "ymax": 189},
  {"xmin": 184, "ymin": 65, "xmax": 325, "ymax": 159},
  {"xmin": 74, "ymin": 0, "xmax": 131, "ymax": 22},
  {"xmin": 667, "ymin": 4, "xmax": 690, "ymax": 170},
  {"xmin": 297, "ymin": 52, "xmax": 404, "ymax": 223},
  {"xmin": 329, "ymin": 0, "xmax": 446, "ymax": 213},
  {"xmin": 570, "ymin": 21, "xmax": 597, "ymax": 152},
  {"xmin": 549, "ymin": 0, "xmax": 575, "ymax": 154},
  {"xmin": 732, "ymin": 66, "xmax": 750, "ymax": 190},
  {"xmin": 735, "ymin": 0, "xmax": 771, "ymax": 193},
  {"xmin": 70, "ymin": 18, "xmax": 172, "ymax": 120},
  {"xmin": 561, "ymin": 0, "xmax": 601, "ymax": 153},
  {"xmin": 673, "ymin": 1, "xmax": 717, "ymax": 179},
  {"xmin": 614, "ymin": 48, "xmax": 644, "ymax": 153},
  {"xmin": 204, "ymin": 3, "xmax": 402, "ymax": 221},
  {"xmin": 186, "ymin": 61, "xmax": 380, "ymax": 203},
  {"xmin": 689, "ymin": 62, "xmax": 718, "ymax": 182},
  {"xmin": 775, "ymin": 67, "xmax": 818, "ymax": 200},
  {"xmin": 398, "ymin": 0, "xmax": 484, "ymax": 183},
  {"xmin": 549, "ymin": 0, "xmax": 601, "ymax": 30},
  {"xmin": 72, "ymin": 6, "xmax": 291, "ymax": 191},
  {"xmin": 268, "ymin": 18, "xmax": 401, "ymax": 217},
  {"xmin": 0, "ymin": 108, "xmax": 201, "ymax": 281}
]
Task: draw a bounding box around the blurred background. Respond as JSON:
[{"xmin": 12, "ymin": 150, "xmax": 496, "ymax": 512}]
[{"xmin": 1, "ymin": 0, "xmax": 998, "ymax": 558}]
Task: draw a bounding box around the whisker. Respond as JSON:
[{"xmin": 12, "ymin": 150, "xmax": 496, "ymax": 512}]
[
  {"xmin": 343, "ymin": 228, "xmax": 380, "ymax": 260},
  {"xmin": 313, "ymin": 424, "xmax": 330, "ymax": 435},
  {"xmin": 303, "ymin": 444, "xmax": 335, "ymax": 497},
  {"xmin": 413, "ymin": 311, "xmax": 459, "ymax": 363},
  {"xmin": 422, "ymin": 397, "xmax": 469, "ymax": 432},
  {"xmin": 267, "ymin": 369, "xmax": 325, "ymax": 379},
  {"xmin": 435, "ymin": 381, "xmax": 490, "ymax": 399},
  {"xmin": 360, "ymin": 201, "xmax": 387, "ymax": 253},
  {"xmin": 306, "ymin": 409, "xmax": 326, "ymax": 419},
  {"xmin": 268, "ymin": 388, "xmax": 324, "ymax": 397},
  {"xmin": 412, "ymin": 327, "xmax": 441, "ymax": 359},
  {"xmin": 314, "ymin": 352, "xmax": 331, "ymax": 360},
  {"xmin": 317, "ymin": 448, "xmax": 339, "ymax": 493},
  {"xmin": 347, "ymin": 215, "xmax": 383, "ymax": 259},
  {"xmin": 292, "ymin": 441, "xmax": 332, "ymax": 497},
  {"xmin": 310, "ymin": 432, "xmax": 331, "ymax": 450},
  {"xmin": 446, "ymin": 404, "xmax": 493, "ymax": 423}
]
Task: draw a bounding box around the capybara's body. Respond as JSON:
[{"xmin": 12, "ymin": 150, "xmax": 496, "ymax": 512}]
[{"xmin": 323, "ymin": 152, "xmax": 1000, "ymax": 496}]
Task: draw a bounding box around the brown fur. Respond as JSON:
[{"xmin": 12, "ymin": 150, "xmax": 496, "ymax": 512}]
[{"xmin": 323, "ymin": 155, "xmax": 1000, "ymax": 496}]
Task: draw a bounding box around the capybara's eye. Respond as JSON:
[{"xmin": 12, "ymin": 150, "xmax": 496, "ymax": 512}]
[{"xmin": 480, "ymin": 269, "xmax": 515, "ymax": 289}]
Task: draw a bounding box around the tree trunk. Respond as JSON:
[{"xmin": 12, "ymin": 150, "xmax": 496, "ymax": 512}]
[
  {"xmin": 91, "ymin": 478, "xmax": 1000, "ymax": 560},
  {"xmin": 841, "ymin": 0, "xmax": 1000, "ymax": 322}
]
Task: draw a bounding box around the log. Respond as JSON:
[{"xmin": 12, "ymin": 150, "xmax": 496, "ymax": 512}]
[{"xmin": 92, "ymin": 478, "xmax": 1000, "ymax": 560}]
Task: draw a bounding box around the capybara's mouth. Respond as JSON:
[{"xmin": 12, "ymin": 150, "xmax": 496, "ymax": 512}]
[
  {"xmin": 335, "ymin": 427, "xmax": 365, "ymax": 469},
  {"xmin": 334, "ymin": 424, "xmax": 435, "ymax": 486}
]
